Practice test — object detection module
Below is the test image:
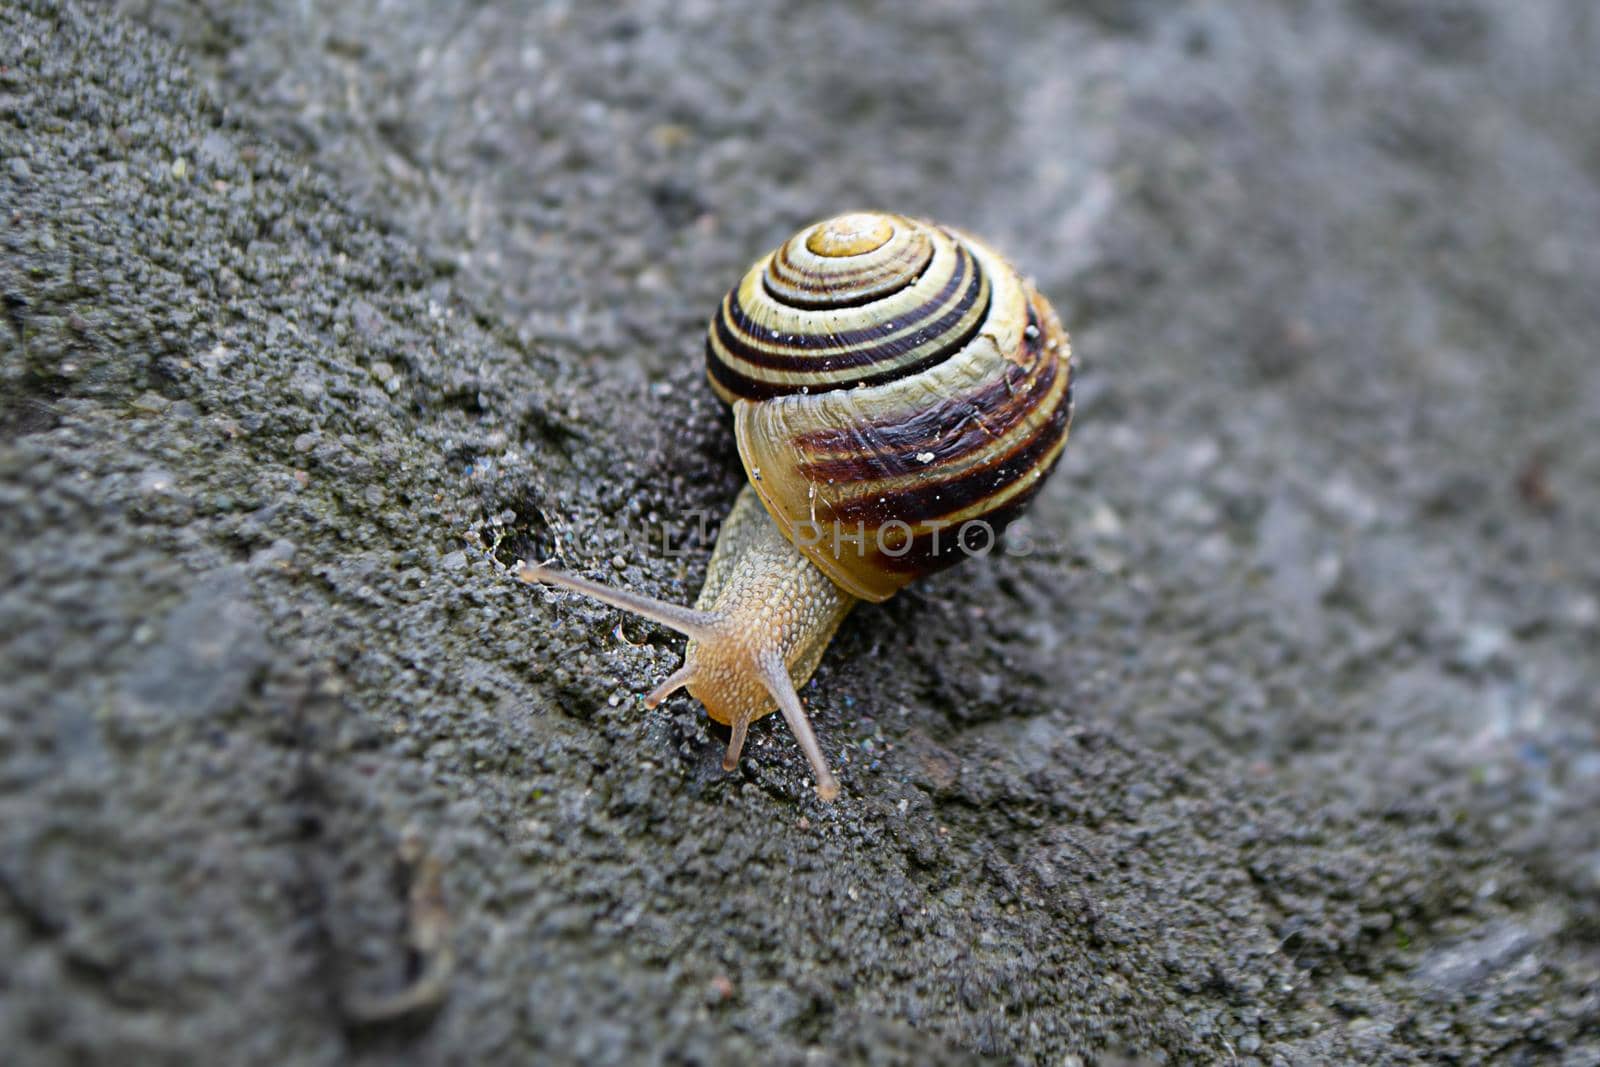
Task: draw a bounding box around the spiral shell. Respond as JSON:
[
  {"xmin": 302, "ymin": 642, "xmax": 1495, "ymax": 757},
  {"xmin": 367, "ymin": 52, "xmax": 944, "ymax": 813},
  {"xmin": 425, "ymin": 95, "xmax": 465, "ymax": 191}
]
[{"xmin": 705, "ymin": 212, "xmax": 1074, "ymax": 603}]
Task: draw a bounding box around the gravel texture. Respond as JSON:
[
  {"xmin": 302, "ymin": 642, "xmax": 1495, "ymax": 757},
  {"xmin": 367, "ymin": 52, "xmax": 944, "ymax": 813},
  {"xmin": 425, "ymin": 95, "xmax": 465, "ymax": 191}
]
[{"xmin": 3, "ymin": 1, "xmax": 1598, "ymax": 1063}]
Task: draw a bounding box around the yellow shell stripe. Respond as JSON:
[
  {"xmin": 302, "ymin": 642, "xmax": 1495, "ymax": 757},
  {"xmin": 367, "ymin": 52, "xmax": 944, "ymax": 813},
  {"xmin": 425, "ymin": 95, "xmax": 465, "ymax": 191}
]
[
  {"xmin": 768, "ymin": 237, "xmax": 1032, "ymax": 460},
  {"xmin": 706, "ymin": 232, "xmax": 990, "ymax": 398},
  {"xmin": 763, "ymin": 218, "xmax": 933, "ymax": 306},
  {"xmin": 708, "ymin": 214, "xmax": 1073, "ymax": 601},
  {"xmin": 737, "ymin": 327, "xmax": 1070, "ymax": 526},
  {"xmin": 846, "ymin": 345, "xmax": 1071, "ymax": 525},
  {"xmin": 732, "ymin": 271, "xmax": 1071, "ymax": 598},
  {"xmin": 741, "ymin": 240, "xmax": 1063, "ymax": 500}
]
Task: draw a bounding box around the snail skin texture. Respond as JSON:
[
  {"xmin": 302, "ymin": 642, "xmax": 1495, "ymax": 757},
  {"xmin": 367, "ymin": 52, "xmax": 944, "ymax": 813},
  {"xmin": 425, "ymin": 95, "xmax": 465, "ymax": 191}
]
[{"xmin": 522, "ymin": 212, "xmax": 1073, "ymax": 801}]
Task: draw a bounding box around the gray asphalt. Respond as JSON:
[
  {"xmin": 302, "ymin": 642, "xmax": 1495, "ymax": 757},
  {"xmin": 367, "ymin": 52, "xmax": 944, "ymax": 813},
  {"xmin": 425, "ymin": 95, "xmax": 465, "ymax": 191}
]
[{"xmin": 3, "ymin": 1, "xmax": 1597, "ymax": 1063}]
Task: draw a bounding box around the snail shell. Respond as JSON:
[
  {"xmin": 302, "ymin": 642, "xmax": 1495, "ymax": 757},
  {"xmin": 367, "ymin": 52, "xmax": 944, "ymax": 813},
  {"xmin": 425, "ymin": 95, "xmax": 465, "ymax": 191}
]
[
  {"xmin": 707, "ymin": 212, "xmax": 1073, "ymax": 601},
  {"xmin": 523, "ymin": 212, "xmax": 1073, "ymax": 800}
]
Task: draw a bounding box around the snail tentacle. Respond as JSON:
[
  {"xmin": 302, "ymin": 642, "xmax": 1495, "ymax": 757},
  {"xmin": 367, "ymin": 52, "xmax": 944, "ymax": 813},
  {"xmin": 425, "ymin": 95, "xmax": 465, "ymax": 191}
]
[
  {"xmin": 644, "ymin": 662, "xmax": 696, "ymax": 709},
  {"xmin": 756, "ymin": 649, "xmax": 839, "ymax": 802},
  {"xmin": 518, "ymin": 563, "xmax": 723, "ymax": 642},
  {"xmin": 721, "ymin": 714, "xmax": 750, "ymax": 773}
]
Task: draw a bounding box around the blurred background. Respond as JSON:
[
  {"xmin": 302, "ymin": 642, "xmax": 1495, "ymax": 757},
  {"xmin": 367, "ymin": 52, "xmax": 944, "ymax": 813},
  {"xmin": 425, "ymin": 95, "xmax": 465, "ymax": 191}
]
[{"xmin": 3, "ymin": 0, "xmax": 1597, "ymax": 1062}]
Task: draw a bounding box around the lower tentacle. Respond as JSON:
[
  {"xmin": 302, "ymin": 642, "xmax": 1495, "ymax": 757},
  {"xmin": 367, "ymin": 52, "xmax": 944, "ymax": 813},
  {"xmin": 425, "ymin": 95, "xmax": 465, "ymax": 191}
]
[
  {"xmin": 644, "ymin": 663, "xmax": 695, "ymax": 709},
  {"xmin": 721, "ymin": 715, "xmax": 751, "ymax": 771},
  {"xmin": 755, "ymin": 651, "xmax": 839, "ymax": 801}
]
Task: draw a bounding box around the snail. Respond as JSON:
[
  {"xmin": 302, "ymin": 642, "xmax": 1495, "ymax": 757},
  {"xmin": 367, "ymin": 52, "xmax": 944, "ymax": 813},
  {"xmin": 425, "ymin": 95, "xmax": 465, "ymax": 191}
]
[{"xmin": 522, "ymin": 212, "xmax": 1073, "ymax": 801}]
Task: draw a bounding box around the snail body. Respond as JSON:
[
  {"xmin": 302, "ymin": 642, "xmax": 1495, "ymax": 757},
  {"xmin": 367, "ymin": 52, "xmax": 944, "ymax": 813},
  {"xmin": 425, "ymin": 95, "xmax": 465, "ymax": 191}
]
[{"xmin": 523, "ymin": 213, "xmax": 1073, "ymax": 800}]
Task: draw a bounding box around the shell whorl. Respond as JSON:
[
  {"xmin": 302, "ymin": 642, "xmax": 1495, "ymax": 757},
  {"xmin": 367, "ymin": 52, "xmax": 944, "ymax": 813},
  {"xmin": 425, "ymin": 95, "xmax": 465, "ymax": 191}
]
[
  {"xmin": 705, "ymin": 212, "xmax": 1074, "ymax": 603},
  {"xmin": 707, "ymin": 213, "xmax": 990, "ymax": 401}
]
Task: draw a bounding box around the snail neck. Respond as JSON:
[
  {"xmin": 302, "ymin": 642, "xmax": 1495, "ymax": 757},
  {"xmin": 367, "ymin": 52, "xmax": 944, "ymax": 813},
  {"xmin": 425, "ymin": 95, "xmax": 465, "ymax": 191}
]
[{"xmin": 686, "ymin": 486, "xmax": 856, "ymax": 727}]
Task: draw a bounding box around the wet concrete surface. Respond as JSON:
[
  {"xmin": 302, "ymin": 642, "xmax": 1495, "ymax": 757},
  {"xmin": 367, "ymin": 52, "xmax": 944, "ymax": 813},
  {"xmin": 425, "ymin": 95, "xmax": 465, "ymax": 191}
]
[{"xmin": 2, "ymin": 1, "xmax": 1598, "ymax": 1062}]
